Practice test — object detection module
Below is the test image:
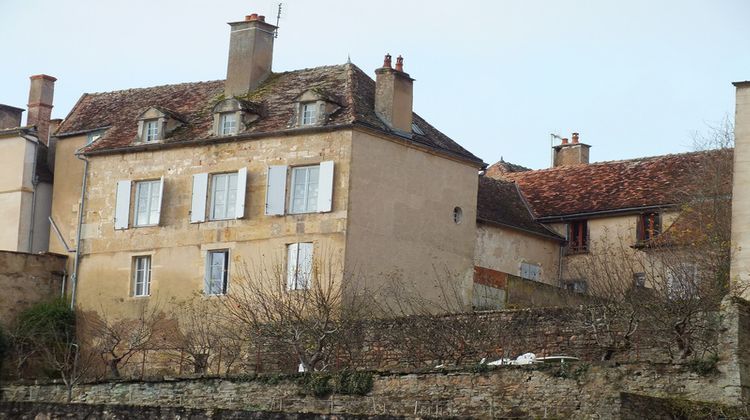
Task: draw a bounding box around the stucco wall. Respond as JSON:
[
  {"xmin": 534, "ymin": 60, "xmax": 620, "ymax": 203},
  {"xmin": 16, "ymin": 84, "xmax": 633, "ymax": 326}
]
[
  {"xmin": 48, "ymin": 135, "xmax": 86, "ymax": 271},
  {"xmin": 74, "ymin": 131, "xmax": 352, "ymax": 318},
  {"xmin": 0, "ymin": 134, "xmax": 36, "ymax": 252},
  {"xmin": 344, "ymin": 129, "xmax": 480, "ymax": 308},
  {"xmin": 0, "ymin": 251, "xmax": 67, "ymax": 328},
  {"xmin": 732, "ymin": 84, "xmax": 750, "ymax": 299},
  {"xmin": 474, "ymin": 223, "xmax": 560, "ymax": 285}
]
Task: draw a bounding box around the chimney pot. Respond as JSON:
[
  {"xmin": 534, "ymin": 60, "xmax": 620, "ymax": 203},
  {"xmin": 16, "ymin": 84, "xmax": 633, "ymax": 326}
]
[
  {"xmin": 572, "ymin": 132, "xmax": 579, "ymax": 143},
  {"xmin": 259, "ymin": 15, "xmax": 265, "ymax": 22},
  {"xmin": 383, "ymin": 54, "xmax": 392, "ymax": 69},
  {"xmin": 246, "ymin": 13, "xmax": 259, "ymax": 21},
  {"xmin": 561, "ymin": 138, "xmax": 569, "ymax": 145},
  {"xmin": 395, "ymin": 55, "xmax": 404, "ymax": 72}
]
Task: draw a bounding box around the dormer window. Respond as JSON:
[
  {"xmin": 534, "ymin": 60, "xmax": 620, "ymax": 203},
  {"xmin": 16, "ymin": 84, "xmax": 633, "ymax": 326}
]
[
  {"xmin": 144, "ymin": 119, "xmax": 159, "ymax": 142},
  {"xmin": 219, "ymin": 112, "xmax": 237, "ymax": 136},
  {"xmin": 136, "ymin": 107, "xmax": 185, "ymax": 144},
  {"xmin": 212, "ymin": 98, "xmax": 262, "ymax": 137},
  {"xmin": 301, "ymin": 103, "xmax": 318, "ymax": 126}
]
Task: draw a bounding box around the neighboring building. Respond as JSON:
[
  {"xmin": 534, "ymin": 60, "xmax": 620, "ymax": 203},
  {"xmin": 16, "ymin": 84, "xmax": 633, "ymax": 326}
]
[
  {"xmin": 49, "ymin": 14, "xmax": 484, "ymax": 318},
  {"xmin": 486, "ymin": 132, "xmax": 732, "ymax": 294},
  {"xmin": 0, "ymin": 75, "xmax": 57, "ymax": 254}
]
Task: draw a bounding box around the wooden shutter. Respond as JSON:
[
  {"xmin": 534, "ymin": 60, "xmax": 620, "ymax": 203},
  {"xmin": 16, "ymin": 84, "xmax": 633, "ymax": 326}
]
[
  {"xmin": 191, "ymin": 173, "xmax": 208, "ymax": 223},
  {"xmin": 317, "ymin": 161, "xmax": 334, "ymax": 212},
  {"xmin": 155, "ymin": 177, "xmax": 165, "ymax": 225},
  {"xmin": 114, "ymin": 180, "xmax": 131, "ymax": 230},
  {"xmin": 286, "ymin": 243, "xmax": 299, "ymax": 290},
  {"xmin": 235, "ymin": 168, "xmax": 247, "ymax": 219},
  {"xmin": 265, "ymin": 165, "xmax": 287, "ymax": 216}
]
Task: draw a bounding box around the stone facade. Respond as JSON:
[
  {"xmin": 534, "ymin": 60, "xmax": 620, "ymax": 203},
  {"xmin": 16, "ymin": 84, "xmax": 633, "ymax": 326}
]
[{"xmin": 0, "ymin": 251, "xmax": 67, "ymax": 328}]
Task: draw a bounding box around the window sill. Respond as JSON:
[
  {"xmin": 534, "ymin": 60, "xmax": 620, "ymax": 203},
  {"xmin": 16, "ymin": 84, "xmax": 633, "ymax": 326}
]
[{"xmin": 133, "ymin": 223, "xmax": 159, "ymax": 228}]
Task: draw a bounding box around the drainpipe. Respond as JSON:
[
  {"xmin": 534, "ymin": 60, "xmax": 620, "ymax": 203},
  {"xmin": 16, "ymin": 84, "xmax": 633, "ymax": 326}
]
[
  {"xmin": 557, "ymin": 243, "xmax": 565, "ymax": 287},
  {"xmin": 22, "ymin": 133, "xmax": 40, "ymax": 253},
  {"xmin": 70, "ymin": 153, "xmax": 89, "ymax": 309}
]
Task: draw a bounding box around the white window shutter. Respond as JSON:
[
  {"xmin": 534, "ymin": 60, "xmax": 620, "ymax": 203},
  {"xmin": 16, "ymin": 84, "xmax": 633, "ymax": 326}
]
[
  {"xmin": 235, "ymin": 167, "xmax": 247, "ymax": 219},
  {"xmin": 155, "ymin": 176, "xmax": 165, "ymax": 225},
  {"xmin": 191, "ymin": 173, "xmax": 208, "ymax": 223},
  {"xmin": 299, "ymin": 243, "xmax": 313, "ymax": 289},
  {"xmin": 317, "ymin": 161, "xmax": 334, "ymax": 212},
  {"xmin": 114, "ymin": 180, "xmax": 131, "ymax": 230},
  {"xmin": 265, "ymin": 165, "xmax": 287, "ymax": 216},
  {"xmin": 287, "ymin": 243, "xmax": 299, "ymax": 290}
]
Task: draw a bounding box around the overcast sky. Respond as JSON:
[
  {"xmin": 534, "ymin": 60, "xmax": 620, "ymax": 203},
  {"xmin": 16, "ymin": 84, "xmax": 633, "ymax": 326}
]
[{"xmin": 1, "ymin": 0, "xmax": 748, "ymax": 169}]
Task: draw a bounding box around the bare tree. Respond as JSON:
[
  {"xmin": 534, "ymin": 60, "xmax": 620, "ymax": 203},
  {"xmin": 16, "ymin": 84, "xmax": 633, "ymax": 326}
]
[
  {"xmin": 219, "ymin": 252, "xmax": 374, "ymax": 373},
  {"xmin": 85, "ymin": 301, "xmax": 173, "ymax": 379}
]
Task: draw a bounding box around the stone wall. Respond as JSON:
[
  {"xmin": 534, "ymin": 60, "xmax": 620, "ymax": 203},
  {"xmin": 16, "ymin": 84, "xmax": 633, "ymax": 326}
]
[
  {"xmin": 0, "ymin": 251, "xmax": 66, "ymax": 328},
  {"xmin": 1, "ymin": 362, "xmax": 741, "ymax": 418}
]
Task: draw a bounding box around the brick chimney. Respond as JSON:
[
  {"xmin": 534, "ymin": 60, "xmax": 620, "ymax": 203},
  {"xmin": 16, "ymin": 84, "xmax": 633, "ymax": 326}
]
[
  {"xmin": 225, "ymin": 13, "xmax": 277, "ymax": 97},
  {"xmin": 0, "ymin": 104, "xmax": 24, "ymax": 129},
  {"xmin": 27, "ymin": 74, "xmax": 56, "ymax": 145},
  {"xmin": 375, "ymin": 54, "xmax": 414, "ymax": 134},
  {"xmin": 552, "ymin": 132, "xmax": 590, "ymax": 167}
]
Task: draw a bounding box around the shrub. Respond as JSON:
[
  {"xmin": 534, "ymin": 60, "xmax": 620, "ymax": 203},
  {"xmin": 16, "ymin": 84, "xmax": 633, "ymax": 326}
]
[{"xmin": 686, "ymin": 354, "xmax": 719, "ymax": 375}]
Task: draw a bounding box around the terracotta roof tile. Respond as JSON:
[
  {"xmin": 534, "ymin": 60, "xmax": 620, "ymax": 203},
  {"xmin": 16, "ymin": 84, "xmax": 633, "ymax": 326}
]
[
  {"xmin": 496, "ymin": 150, "xmax": 733, "ymax": 219},
  {"xmin": 57, "ymin": 64, "xmax": 481, "ymax": 163},
  {"xmin": 477, "ymin": 176, "xmax": 563, "ymax": 240}
]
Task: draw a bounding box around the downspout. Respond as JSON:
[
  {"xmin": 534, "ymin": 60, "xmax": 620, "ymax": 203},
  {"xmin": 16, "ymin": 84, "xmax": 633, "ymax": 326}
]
[
  {"xmin": 70, "ymin": 153, "xmax": 89, "ymax": 309},
  {"xmin": 22, "ymin": 133, "xmax": 40, "ymax": 252}
]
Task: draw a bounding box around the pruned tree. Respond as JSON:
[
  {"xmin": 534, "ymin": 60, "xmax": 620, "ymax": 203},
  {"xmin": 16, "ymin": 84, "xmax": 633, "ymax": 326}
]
[
  {"xmin": 219, "ymin": 252, "xmax": 374, "ymax": 373},
  {"xmin": 86, "ymin": 301, "xmax": 172, "ymax": 379}
]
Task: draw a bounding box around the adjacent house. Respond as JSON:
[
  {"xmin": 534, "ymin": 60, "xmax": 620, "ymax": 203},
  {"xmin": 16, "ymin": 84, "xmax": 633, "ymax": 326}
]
[{"xmin": 49, "ymin": 14, "xmax": 484, "ymax": 318}]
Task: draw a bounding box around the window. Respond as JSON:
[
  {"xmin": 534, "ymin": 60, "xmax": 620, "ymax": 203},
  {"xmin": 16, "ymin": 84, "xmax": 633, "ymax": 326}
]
[
  {"xmin": 87, "ymin": 130, "xmax": 104, "ymax": 145},
  {"xmin": 520, "ymin": 262, "xmax": 542, "ymax": 282},
  {"xmin": 114, "ymin": 178, "xmax": 164, "ymax": 230},
  {"xmin": 134, "ymin": 180, "xmax": 162, "ymax": 226},
  {"xmin": 287, "ymin": 243, "xmax": 313, "ymax": 290},
  {"xmin": 637, "ymin": 212, "xmax": 662, "ymax": 243},
  {"xmin": 190, "ymin": 169, "xmax": 246, "ymax": 223},
  {"xmin": 133, "ymin": 256, "xmax": 151, "ymax": 297},
  {"xmin": 209, "ymin": 172, "xmax": 238, "ymax": 220},
  {"xmin": 453, "ymin": 207, "xmax": 463, "ymax": 224},
  {"xmin": 144, "ymin": 119, "xmax": 159, "ymax": 142},
  {"xmin": 667, "ymin": 263, "xmax": 699, "ymax": 299},
  {"xmin": 219, "ymin": 112, "xmax": 237, "ymax": 136},
  {"xmin": 265, "ymin": 162, "xmax": 334, "ymax": 216},
  {"xmin": 290, "ymin": 166, "xmax": 320, "ymax": 214},
  {"xmin": 565, "ymin": 280, "xmax": 588, "ymax": 294},
  {"xmin": 567, "ymin": 220, "xmax": 588, "ymax": 253},
  {"xmin": 205, "ymin": 250, "xmax": 229, "ymax": 295},
  {"xmin": 301, "ymin": 103, "xmax": 317, "ymax": 126}
]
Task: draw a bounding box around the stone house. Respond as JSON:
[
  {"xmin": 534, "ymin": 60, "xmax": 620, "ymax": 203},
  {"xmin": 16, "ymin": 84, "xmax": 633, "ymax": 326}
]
[
  {"xmin": 479, "ymin": 133, "xmax": 733, "ymax": 298},
  {"xmin": 48, "ymin": 14, "xmax": 485, "ymax": 318}
]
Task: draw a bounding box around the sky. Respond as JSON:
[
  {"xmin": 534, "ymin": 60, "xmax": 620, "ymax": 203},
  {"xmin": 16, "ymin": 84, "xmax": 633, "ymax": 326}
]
[{"xmin": 1, "ymin": 0, "xmax": 748, "ymax": 169}]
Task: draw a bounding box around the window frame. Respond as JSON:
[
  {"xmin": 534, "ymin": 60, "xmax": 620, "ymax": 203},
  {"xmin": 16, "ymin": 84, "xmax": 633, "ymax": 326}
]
[
  {"xmin": 637, "ymin": 212, "xmax": 662, "ymax": 243},
  {"xmin": 289, "ymin": 165, "xmax": 321, "ymax": 214},
  {"xmin": 133, "ymin": 179, "xmax": 162, "ymax": 227},
  {"xmin": 205, "ymin": 249, "xmax": 230, "ymax": 296},
  {"xmin": 300, "ymin": 102, "xmax": 318, "ymax": 126},
  {"xmin": 132, "ymin": 255, "xmax": 152, "ymax": 297},
  {"xmin": 567, "ymin": 220, "xmax": 589, "ymax": 254},
  {"xmin": 144, "ymin": 119, "xmax": 160, "ymax": 142},
  {"xmin": 219, "ymin": 112, "xmax": 238, "ymax": 136},
  {"xmin": 208, "ymin": 172, "xmax": 239, "ymax": 221}
]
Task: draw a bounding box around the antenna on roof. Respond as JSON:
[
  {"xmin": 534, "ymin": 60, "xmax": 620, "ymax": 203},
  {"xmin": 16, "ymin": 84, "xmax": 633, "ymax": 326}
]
[
  {"xmin": 274, "ymin": 3, "xmax": 283, "ymax": 38},
  {"xmin": 550, "ymin": 133, "xmax": 563, "ymax": 167}
]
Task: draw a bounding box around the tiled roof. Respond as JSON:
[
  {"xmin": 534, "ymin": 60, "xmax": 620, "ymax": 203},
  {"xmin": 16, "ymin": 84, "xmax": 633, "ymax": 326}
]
[
  {"xmin": 57, "ymin": 63, "xmax": 481, "ymax": 163},
  {"xmin": 497, "ymin": 150, "xmax": 733, "ymax": 219},
  {"xmin": 476, "ymin": 176, "xmax": 563, "ymax": 240},
  {"xmin": 485, "ymin": 159, "xmax": 531, "ymax": 177}
]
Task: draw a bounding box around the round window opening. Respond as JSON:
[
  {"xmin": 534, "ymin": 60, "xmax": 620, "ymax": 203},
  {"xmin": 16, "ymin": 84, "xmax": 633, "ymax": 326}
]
[{"xmin": 453, "ymin": 206, "xmax": 463, "ymax": 224}]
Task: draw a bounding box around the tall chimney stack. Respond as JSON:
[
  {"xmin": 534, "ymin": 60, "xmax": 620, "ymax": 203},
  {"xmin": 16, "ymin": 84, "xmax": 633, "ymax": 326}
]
[
  {"xmin": 27, "ymin": 74, "xmax": 56, "ymax": 145},
  {"xmin": 225, "ymin": 13, "xmax": 277, "ymax": 97},
  {"xmin": 374, "ymin": 54, "xmax": 414, "ymax": 134},
  {"xmin": 730, "ymin": 80, "xmax": 750, "ymax": 299},
  {"xmin": 552, "ymin": 132, "xmax": 590, "ymax": 167}
]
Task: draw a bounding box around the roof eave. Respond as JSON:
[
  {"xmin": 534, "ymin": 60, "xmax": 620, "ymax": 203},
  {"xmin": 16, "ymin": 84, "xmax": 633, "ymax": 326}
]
[
  {"xmin": 535, "ymin": 204, "xmax": 678, "ymax": 223},
  {"xmin": 477, "ymin": 217, "xmax": 565, "ymax": 242}
]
